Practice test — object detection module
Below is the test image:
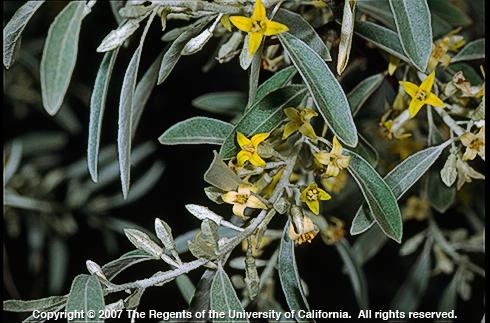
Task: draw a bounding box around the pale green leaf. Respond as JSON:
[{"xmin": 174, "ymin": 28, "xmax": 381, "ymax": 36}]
[
  {"xmin": 279, "ymin": 32, "xmax": 358, "ymax": 147},
  {"xmin": 451, "ymin": 39, "xmax": 485, "ymax": 63},
  {"xmin": 176, "ymin": 275, "xmax": 196, "ymax": 306},
  {"xmin": 428, "ymin": 0, "xmax": 472, "ymax": 27},
  {"xmin": 3, "ymin": 296, "xmax": 67, "ymax": 312},
  {"xmin": 97, "ymin": 15, "xmax": 148, "ymax": 52},
  {"xmin": 159, "ymin": 117, "xmax": 233, "ymax": 145},
  {"xmin": 204, "ymin": 151, "xmax": 241, "ymax": 191},
  {"xmin": 427, "ymin": 169, "xmax": 455, "ymax": 213},
  {"xmin": 348, "ymin": 73, "xmax": 385, "ymax": 116},
  {"xmin": 219, "ymin": 85, "xmax": 306, "ymax": 159},
  {"xmin": 351, "ymin": 226, "xmax": 388, "ymax": 265},
  {"xmin": 248, "ymin": 45, "xmax": 263, "ymax": 105},
  {"xmin": 389, "ymin": 0, "xmax": 433, "ymax": 71},
  {"xmin": 346, "ymin": 149, "xmax": 402, "ymax": 242},
  {"xmin": 210, "ymin": 267, "xmax": 249, "ymax": 322},
  {"xmin": 438, "ymin": 273, "xmax": 458, "ymax": 313},
  {"xmin": 255, "ymin": 65, "xmax": 297, "ymax": 104},
  {"xmin": 40, "ymin": 1, "xmax": 86, "ymax": 115},
  {"xmin": 357, "ymin": 0, "xmax": 395, "ymax": 29},
  {"xmin": 337, "ymin": 0, "xmax": 356, "ymax": 74},
  {"xmin": 278, "ymin": 223, "xmax": 312, "ymax": 323},
  {"xmin": 4, "ymin": 139, "xmax": 23, "ymax": 185},
  {"xmin": 3, "ymin": 1, "xmax": 45, "ymax": 69},
  {"xmin": 274, "ymin": 9, "xmax": 332, "ymax": 61},
  {"xmin": 192, "ymin": 92, "xmax": 246, "ymax": 116},
  {"xmin": 88, "ymin": 49, "xmax": 119, "ymax": 182},
  {"xmin": 102, "ymin": 250, "xmax": 155, "ymax": 281},
  {"xmin": 48, "ymin": 237, "xmax": 68, "ymax": 294},
  {"xmin": 118, "ymin": 12, "xmax": 156, "ymax": 199},
  {"xmin": 65, "ymin": 275, "xmax": 105, "ymax": 322}
]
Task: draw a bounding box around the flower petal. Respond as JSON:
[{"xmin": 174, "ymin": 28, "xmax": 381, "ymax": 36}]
[
  {"xmin": 337, "ymin": 155, "xmax": 351, "ymax": 168},
  {"xmin": 399, "ymin": 81, "xmax": 418, "ymax": 98},
  {"xmin": 300, "ymin": 187, "xmax": 308, "ymax": 202},
  {"xmin": 252, "ymin": 0, "xmax": 266, "ymax": 21},
  {"xmin": 284, "ymin": 107, "xmax": 300, "ymax": 121},
  {"xmin": 251, "ymin": 132, "xmax": 270, "ymax": 146},
  {"xmin": 463, "ymin": 148, "xmax": 477, "ymax": 161},
  {"xmin": 232, "ymin": 203, "xmax": 247, "ymax": 218},
  {"xmin": 246, "ymin": 195, "xmax": 267, "ymax": 209},
  {"xmin": 420, "ymin": 71, "xmax": 436, "ymax": 93},
  {"xmin": 314, "ymin": 151, "xmax": 331, "ymax": 165},
  {"xmin": 237, "ymin": 131, "xmax": 252, "ymax": 147},
  {"xmin": 298, "ymin": 122, "xmax": 317, "ymax": 140},
  {"xmin": 283, "ymin": 121, "xmax": 300, "ymax": 139},
  {"xmin": 237, "ymin": 150, "xmax": 252, "ymax": 166},
  {"xmin": 264, "ymin": 20, "xmax": 289, "ymax": 36},
  {"xmin": 305, "ymin": 199, "xmax": 320, "ymax": 215},
  {"xmin": 222, "ymin": 191, "xmax": 238, "ymax": 204},
  {"xmin": 229, "ymin": 16, "xmax": 253, "ymax": 32},
  {"xmin": 317, "ymin": 188, "xmax": 331, "ymax": 201},
  {"xmin": 302, "ymin": 108, "xmax": 318, "ymax": 120},
  {"xmin": 249, "ymin": 152, "xmax": 266, "ymax": 167},
  {"xmin": 426, "ymin": 93, "xmax": 445, "ymax": 107},
  {"xmin": 331, "ymin": 136, "xmax": 343, "ymax": 155},
  {"xmin": 326, "ymin": 164, "xmax": 340, "ymax": 177},
  {"xmin": 249, "ymin": 32, "xmax": 264, "ymax": 56},
  {"xmin": 408, "ymin": 98, "xmax": 425, "ymax": 118},
  {"xmin": 238, "ymin": 183, "xmax": 253, "ymax": 195}
]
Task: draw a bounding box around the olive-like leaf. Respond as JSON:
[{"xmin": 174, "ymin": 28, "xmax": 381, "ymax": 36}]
[
  {"xmin": 427, "ymin": 169, "xmax": 455, "ymax": 213},
  {"xmin": 451, "ymin": 39, "xmax": 485, "ymax": 63},
  {"xmin": 65, "ymin": 275, "xmax": 105, "ymax": 322},
  {"xmin": 159, "ymin": 117, "xmax": 233, "ymax": 146},
  {"xmin": 279, "ymin": 32, "xmax": 358, "ymax": 147},
  {"xmin": 3, "ymin": 296, "xmax": 67, "ymax": 312},
  {"xmin": 204, "ymin": 151, "xmax": 241, "ymax": 191},
  {"xmin": 192, "ymin": 92, "xmax": 247, "ymax": 116},
  {"xmin": 428, "ymin": 0, "xmax": 472, "ymax": 27},
  {"xmin": 255, "ymin": 65, "xmax": 297, "ymax": 104},
  {"xmin": 337, "ymin": 0, "xmax": 356, "ymax": 75},
  {"xmin": 348, "ymin": 73, "xmax": 385, "ymax": 116}
]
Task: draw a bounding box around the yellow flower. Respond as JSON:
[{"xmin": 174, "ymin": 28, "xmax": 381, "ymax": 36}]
[
  {"xmin": 262, "ymin": 167, "xmax": 285, "ymax": 198},
  {"xmin": 222, "ymin": 183, "xmax": 267, "ymax": 218},
  {"xmin": 388, "ymin": 56, "xmax": 400, "ymax": 76},
  {"xmin": 320, "ymin": 171, "xmax": 348, "ymax": 194},
  {"xmin": 399, "ymin": 71, "xmax": 445, "ymax": 118},
  {"xmin": 236, "ymin": 131, "xmax": 270, "ymax": 167},
  {"xmin": 288, "ymin": 212, "xmax": 319, "ymax": 245},
  {"xmin": 300, "ymin": 183, "xmax": 331, "ymax": 215},
  {"xmin": 229, "ymin": 0, "xmax": 289, "ymax": 56},
  {"xmin": 282, "ymin": 107, "xmax": 318, "ymax": 140},
  {"xmin": 314, "ymin": 136, "xmax": 351, "ymax": 177},
  {"xmin": 460, "ymin": 127, "xmax": 485, "ymax": 161}
]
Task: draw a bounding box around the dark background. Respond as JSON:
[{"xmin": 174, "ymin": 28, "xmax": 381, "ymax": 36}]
[{"xmin": 3, "ymin": 1, "xmax": 485, "ymax": 322}]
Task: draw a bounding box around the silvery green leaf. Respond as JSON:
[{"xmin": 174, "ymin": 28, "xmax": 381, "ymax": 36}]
[
  {"xmin": 350, "ymin": 134, "xmax": 379, "ymax": 167},
  {"xmin": 451, "ymin": 39, "xmax": 485, "ymax": 63},
  {"xmin": 274, "ymin": 9, "xmax": 331, "ymax": 61},
  {"xmin": 204, "ymin": 186, "xmax": 225, "ymax": 204},
  {"xmin": 248, "ymin": 45, "xmax": 263, "ymax": 106},
  {"xmin": 124, "ymin": 228, "xmax": 163, "ymax": 258},
  {"xmin": 192, "ymin": 92, "xmax": 246, "ymax": 116},
  {"xmin": 219, "ymin": 85, "xmax": 307, "ymax": 159},
  {"xmin": 351, "ymin": 226, "xmax": 388, "ymax": 265},
  {"xmin": 210, "ymin": 266, "xmax": 249, "ymax": 323},
  {"xmin": 187, "ymin": 269, "xmax": 216, "ymax": 321},
  {"xmin": 181, "ymin": 28, "xmax": 213, "ymax": 56},
  {"xmin": 3, "ymin": 1, "xmax": 45, "ymax": 69},
  {"xmin": 158, "ymin": 16, "xmax": 213, "ymax": 84},
  {"xmin": 335, "ymin": 239, "xmax": 369, "ymax": 310},
  {"xmin": 337, "ymin": 0, "xmax": 356, "ymax": 75},
  {"xmin": 440, "ymin": 153, "xmax": 457, "ymax": 187},
  {"xmin": 204, "ymin": 151, "xmax": 241, "ymax": 191},
  {"xmin": 48, "ymin": 237, "xmax": 68, "ymax": 294},
  {"xmin": 3, "ymin": 296, "xmax": 67, "ymax": 312},
  {"xmin": 217, "ymin": 32, "xmax": 243, "ymax": 63},
  {"xmin": 110, "ymin": 1, "xmax": 124, "ymax": 24},
  {"xmin": 428, "ymin": 169, "xmax": 455, "ymax": 213},
  {"xmin": 278, "ymin": 223, "xmax": 312, "ymax": 323},
  {"xmin": 119, "ymin": 5, "xmax": 152, "ymax": 18},
  {"xmin": 118, "ymin": 11, "xmax": 156, "ymax": 199},
  {"xmin": 4, "ymin": 139, "xmax": 23, "ymax": 185},
  {"xmin": 185, "ymin": 204, "xmax": 223, "ymax": 224},
  {"xmin": 348, "ymin": 73, "xmax": 385, "ymax": 116},
  {"xmin": 86, "ymin": 260, "xmax": 104, "ymax": 277},
  {"xmin": 102, "ymin": 250, "xmax": 155, "ymax": 280},
  {"xmin": 161, "ymin": 25, "xmax": 192, "ymax": 42},
  {"xmin": 97, "ymin": 16, "xmax": 147, "ymax": 52},
  {"xmin": 351, "ymin": 141, "xmax": 450, "ymax": 235},
  {"xmin": 188, "ymin": 221, "xmax": 219, "ymax": 261},
  {"xmin": 255, "ymin": 65, "xmax": 297, "ymax": 104},
  {"xmin": 40, "ymin": 1, "xmax": 86, "ymax": 115},
  {"xmin": 428, "ymin": 0, "xmax": 472, "ymax": 27},
  {"xmin": 155, "ymin": 218, "xmax": 176, "ymax": 251},
  {"xmin": 229, "ymin": 257, "xmax": 267, "ymax": 270},
  {"xmin": 357, "ymin": 0, "xmax": 395, "ymax": 29},
  {"xmin": 399, "ymin": 232, "xmax": 426, "ymax": 256},
  {"xmin": 176, "ymin": 274, "xmax": 196, "ymax": 306},
  {"xmin": 389, "ymin": 0, "xmax": 433, "ymax": 72},
  {"xmin": 4, "ymin": 193, "xmax": 53, "ymax": 213},
  {"xmin": 279, "ymin": 32, "xmax": 358, "ymax": 147},
  {"xmin": 66, "ymin": 275, "xmax": 105, "ymax": 322},
  {"xmin": 124, "ymin": 289, "xmax": 145, "ymax": 309},
  {"xmin": 345, "ymin": 149, "xmax": 402, "ymax": 242},
  {"xmin": 239, "ymin": 34, "xmax": 253, "ymax": 70},
  {"xmin": 88, "ymin": 49, "xmax": 119, "ymax": 182},
  {"xmin": 355, "ymin": 21, "xmax": 411, "ymax": 64},
  {"xmin": 159, "ymin": 117, "xmax": 233, "ymax": 146},
  {"xmin": 131, "ymin": 50, "xmax": 164, "ymax": 139},
  {"xmin": 244, "ymin": 254, "xmax": 260, "ymax": 300},
  {"xmin": 391, "ymin": 239, "xmax": 432, "ymax": 312}
]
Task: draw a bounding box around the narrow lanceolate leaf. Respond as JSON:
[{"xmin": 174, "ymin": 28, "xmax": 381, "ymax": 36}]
[
  {"xmin": 335, "ymin": 239, "xmax": 369, "ymax": 310},
  {"xmin": 187, "ymin": 269, "xmax": 216, "ymax": 322},
  {"xmin": 427, "ymin": 170, "xmax": 455, "ymax": 213},
  {"xmin": 3, "ymin": 296, "xmax": 67, "ymax": 312},
  {"xmin": 248, "ymin": 45, "xmax": 263, "ymax": 106},
  {"xmin": 158, "ymin": 17, "xmax": 213, "ymax": 84},
  {"xmin": 278, "ymin": 224, "xmax": 313, "ymax": 323},
  {"xmin": 192, "ymin": 92, "xmax": 247, "ymax": 116},
  {"xmin": 255, "ymin": 65, "xmax": 297, "ymax": 103},
  {"xmin": 118, "ymin": 12, "xmax": 156, "ymax": 199},
  {"xmin": 274, "ymin": 9, "xmax": 331, "ymax": 61},
  {"xmin": 88, "ymin": 49, "xmax": 119, "ymax": 182},
  {"xmin": 204, "ymin": 151, "xmax": 241, "ymax": 191},
  {"xmin": 427, "ymin": 0, "xmax": 472, "ymax": 27},
  {"xmin": 40, "ymin": 1, "xmax": 86, "ymax": 115},
  {"xmin": 159, "ymin": 117, "xmax": 233, "ymax": 145},
  {"xmin": 65, "ymin": 275, "xmax": 105, "ymax": 322},
  {"xmin": 451, "ymin": 39, "xmax": 485, "ymax": 63},
  {"xmin": 97, "ymin": 15, "xmax": 148, "ymax": 52},
  {"xmin": 3, "ymin": 1, "xmax": 45, "ymax": 69},
  {"xmin": 389, "ymin": 0, "xmax": 433, "ymax": 72},
  {"xmin": 279, "ymin": 32, "xmax": 358, "ymax": 147},
  {"xmin": 391, "ymin": 239, "xmax": 432, "ymax": 312},
  {"xmin": 351, "ymin": 141, "xmax": 451, "ymax": 235},
  {"xmin": 102, "ymin": 250, "xmax": 155, "ymax": 280},
  {"xmin": 337, "ymin": 0, "xmax": 356, "ymax": 75},
  {"xmin": 357, "ymin": 0, "xmax": 395, "ymax": 29},
  {"xmin": 210, "ymin": 266, "xmax": 249, "ymax": 323},
  {"xmin": 219, "ymin": 85, "xmax": 307, "ymax": 159},
  {"xmin": 437, "ymin": 272, "xmax": 459, "ymax": 313},
  {"xmin": 355, "ymin": 21, "xmax": 410, "ymax": 64},
  {"xmin": 348, "ymin": 73, "xmax": 385, "ymax": 116},
  {"xmin": 346, "ymin": 149, "xmax": 402, "ymax": 242},
  {"xmin": 176, "ymin": 275, "xmax": 196, "ymax": 306}
]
